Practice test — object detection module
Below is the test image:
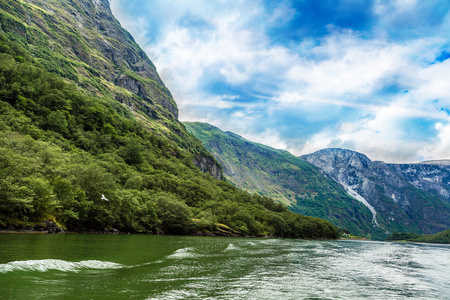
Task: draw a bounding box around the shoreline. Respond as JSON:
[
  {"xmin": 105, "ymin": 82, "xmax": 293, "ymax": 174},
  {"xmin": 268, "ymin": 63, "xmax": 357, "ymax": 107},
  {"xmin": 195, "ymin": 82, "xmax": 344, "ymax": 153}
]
[{"xmin": 0, "ymin": 229, "xmax": 342, "ymax": 240}]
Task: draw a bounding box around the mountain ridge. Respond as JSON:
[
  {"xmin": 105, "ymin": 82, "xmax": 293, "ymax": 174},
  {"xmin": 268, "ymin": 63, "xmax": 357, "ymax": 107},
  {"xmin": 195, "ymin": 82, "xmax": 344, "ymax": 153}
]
[
  {"xmin": 303, "ymin": 148, "xmax": 450, "ymax": 234},
  {"xmin": 0, "ymin": 0, "xmax": 223, "ymax": 178},
  {"xmin": 185, "ymin": 122, "xmax": 379, "ymax": 238}
]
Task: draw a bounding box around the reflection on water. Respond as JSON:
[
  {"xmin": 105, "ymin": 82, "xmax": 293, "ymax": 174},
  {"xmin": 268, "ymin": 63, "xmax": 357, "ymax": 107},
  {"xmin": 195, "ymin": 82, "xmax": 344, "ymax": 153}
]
[{"xmin": 0, "ymin": 234, "xmax": 449, "ymax": 299}]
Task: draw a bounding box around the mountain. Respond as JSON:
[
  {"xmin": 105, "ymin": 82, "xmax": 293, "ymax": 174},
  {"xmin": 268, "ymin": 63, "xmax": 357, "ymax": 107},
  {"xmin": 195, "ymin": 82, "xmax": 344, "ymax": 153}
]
[
  {"xmin": 184, "ymin": 122, "xmax": 383, "ymax": 238},
  {"xmin": 303, "ymin": 148, "xmax": 450, "ymax": 235},
  {"xmin": 0, "ymin": 0, "xmax": 340, "ymax": 239},
  {"xmin": 0, "ymin": 0, "xmax": 220, "ymax": 178},
  {"xmin": 2, "ymin": 0, "xmax": 175, "ymax": 116},
  {"xmin": 389, "ymin": 162, "xmax": 450, "ymax": 204}
]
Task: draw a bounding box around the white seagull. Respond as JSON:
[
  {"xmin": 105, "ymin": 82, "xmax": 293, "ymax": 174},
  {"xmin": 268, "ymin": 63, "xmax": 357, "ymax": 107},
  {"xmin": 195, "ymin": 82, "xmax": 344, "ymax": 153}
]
[{"xmin": 101, "ymin": 194, "xmax": 109, "ymax": 201}]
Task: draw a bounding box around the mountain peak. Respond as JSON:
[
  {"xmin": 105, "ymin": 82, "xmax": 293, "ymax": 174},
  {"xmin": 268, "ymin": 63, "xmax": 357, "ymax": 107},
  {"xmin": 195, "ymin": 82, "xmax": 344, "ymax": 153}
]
[
  {"xmin": 303, "ymin": 147, "xmax": 450, "ymax": 235},
  {"xmin": 302, "ymin": 148, "xmax": 373, "ymax": 173},
  {"xmin": 185, "ymin": 122, "xmax": 377, "ymax": 237}
]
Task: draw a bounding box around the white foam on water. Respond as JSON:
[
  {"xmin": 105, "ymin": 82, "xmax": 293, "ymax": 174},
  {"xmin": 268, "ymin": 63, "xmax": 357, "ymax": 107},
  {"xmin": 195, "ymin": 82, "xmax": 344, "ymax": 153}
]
[
  {"xmin": 224, "ymin": 243, "xmax": 240, "ymax": 252},
  {"xmin": 166, "ymin": 247, "xmax": 198, "ymax": 259},
  {"xmin": 0, "ymin": 259, "xmax": 124, "ymax": 273}
]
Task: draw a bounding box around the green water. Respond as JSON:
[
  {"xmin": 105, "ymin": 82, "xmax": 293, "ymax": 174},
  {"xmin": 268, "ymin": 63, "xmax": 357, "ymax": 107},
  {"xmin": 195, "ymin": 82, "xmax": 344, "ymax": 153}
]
[{"xmin": 0, "ymin": 234, "xmax": 449, "ymax": 299}]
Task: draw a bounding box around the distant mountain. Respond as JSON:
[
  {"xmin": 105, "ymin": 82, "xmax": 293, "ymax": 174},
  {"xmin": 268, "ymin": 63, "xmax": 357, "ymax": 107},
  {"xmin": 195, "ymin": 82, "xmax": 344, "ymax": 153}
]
[
  {"xmin": 185, "ymin": 123, "xmax": 450, "ymax": 237},
  {"xmin": 303, "ymin": 148, "xmax": 450, "ymax": 234},
  {"xmin": 185, "ymin": 122, "xmax": 382, "ymax": 238},
  {"xmin": 390, "ymin": 162, "xmax": 450, "ymax": 203},
  {"xmin": 420, "ymin": 159, "xmax": 450, "ymax": 166},
  {"xmin": 413, "ymin": 229, "xmax": 450, "ymax": 244}
]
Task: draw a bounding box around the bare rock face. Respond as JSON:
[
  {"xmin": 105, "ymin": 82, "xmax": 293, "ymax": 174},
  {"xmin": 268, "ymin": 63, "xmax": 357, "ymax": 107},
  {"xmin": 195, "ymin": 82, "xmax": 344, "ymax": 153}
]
[
  {"xmin": 193, "ymin": 154, "xmax": 223, "ymax": 180},
  {"xmin": 303, "ymin": 148, "xmax": 450, "ymax": 234},
  {"xmin": 389, "ymin": 163, "xmax": 450, "ymax": 202}
]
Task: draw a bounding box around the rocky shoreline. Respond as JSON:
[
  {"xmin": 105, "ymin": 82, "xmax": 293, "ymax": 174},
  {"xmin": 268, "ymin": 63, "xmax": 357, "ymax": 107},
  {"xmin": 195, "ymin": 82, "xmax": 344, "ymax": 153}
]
[
  {"xmin": 0, "ymin": 220, "xmax": 65, "ymax": 234},
  {"xmin": 0, "ymin": 220, "xmax": 274, "ymax": 238}
]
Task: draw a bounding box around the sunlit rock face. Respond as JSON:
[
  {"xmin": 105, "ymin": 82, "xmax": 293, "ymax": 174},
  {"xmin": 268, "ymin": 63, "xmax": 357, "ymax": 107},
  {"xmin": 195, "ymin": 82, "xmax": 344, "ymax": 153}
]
[
  {"xmin": 8, "ymin": 0, "xmax": 178, "ymax": 118},
  {"xmin": 303, "ymin": 148, "xmax": 450, "ymax": 235},
  {"xmin": 389, "ymin": 163, "xmax": 450, "ymax": 203}
]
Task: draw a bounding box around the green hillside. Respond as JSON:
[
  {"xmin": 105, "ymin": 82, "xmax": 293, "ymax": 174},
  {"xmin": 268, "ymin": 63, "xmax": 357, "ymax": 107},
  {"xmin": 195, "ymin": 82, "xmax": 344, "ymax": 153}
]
[
  {"xmin": 0, "ymin": 0, "xmax": 215, "ymax": 163},
  {"xmin": 0, "ymin": 0, "xmax": 339, "ymax": 239},
  {"xmin": 386, "ymin": 229, "xmax": 450, "ymax": 244},
  {"xmin": 185, "ymin": 122, "xmax": 382, "ymax": 238},
  {"xmin": 413, "ymin": 229, "xmax": 450, "ymax": 244}
]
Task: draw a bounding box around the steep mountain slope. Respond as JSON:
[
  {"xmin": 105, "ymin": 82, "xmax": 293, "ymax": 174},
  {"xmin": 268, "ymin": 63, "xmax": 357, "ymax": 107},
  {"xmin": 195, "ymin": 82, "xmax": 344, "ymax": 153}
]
[
  {"xmin": 185, "ymin": 122, "xmax": 380, "ymax": 238},
  {"xmin": 303, "ymin": 148, "xmax": 450, "ymax": 234},
  {"xmin": 0, "ymin": 0, "xmax": 220, "ymax": 178},
  {"xmin": 2, "ymin": 0, "xmax": 175, "ymax": 116},
  {"xmin": 389, "ymin": 162, "xmax": 450, "ymax": 203},
  {"xmin": 0, "ymin": 0, "xmax": 340, "ymax": 238}
]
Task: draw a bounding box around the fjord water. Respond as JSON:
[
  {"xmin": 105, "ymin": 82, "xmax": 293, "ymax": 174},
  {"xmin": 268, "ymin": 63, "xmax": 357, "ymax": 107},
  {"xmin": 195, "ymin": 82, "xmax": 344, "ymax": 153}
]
[{"xmin": 0, "ymin": 234, "xmax": 448, "ymax": 299}]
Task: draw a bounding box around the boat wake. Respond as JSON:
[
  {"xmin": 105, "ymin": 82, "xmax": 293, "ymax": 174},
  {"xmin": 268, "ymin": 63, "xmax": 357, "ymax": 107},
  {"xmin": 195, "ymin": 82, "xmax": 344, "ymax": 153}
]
[
  {"xmin": 166, "ymin": 247, "xmax": 199, "ymax": 259},
  {"xmin": 0, "ymin": 259, "xmax": 124, "ymax": 273}
]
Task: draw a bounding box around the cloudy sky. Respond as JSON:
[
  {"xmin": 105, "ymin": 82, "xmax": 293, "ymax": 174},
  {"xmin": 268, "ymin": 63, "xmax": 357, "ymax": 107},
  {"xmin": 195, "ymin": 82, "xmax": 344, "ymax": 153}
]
[{"xmin": 110, "ymin": 0, "xmax": 450, "ymax": 163}]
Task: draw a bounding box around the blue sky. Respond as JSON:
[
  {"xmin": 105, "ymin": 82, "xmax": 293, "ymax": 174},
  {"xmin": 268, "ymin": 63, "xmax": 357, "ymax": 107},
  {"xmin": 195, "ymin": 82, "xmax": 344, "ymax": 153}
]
[{"xmin": 110, "ymin": 0, "xmax": 450, "ymax": 163}]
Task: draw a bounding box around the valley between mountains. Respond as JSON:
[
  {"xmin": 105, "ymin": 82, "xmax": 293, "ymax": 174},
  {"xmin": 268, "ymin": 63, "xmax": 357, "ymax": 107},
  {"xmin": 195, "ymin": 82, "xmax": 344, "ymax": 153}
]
[{"xmin": 186, "ymin": 122, "xmax": 450, "ymax": 239}]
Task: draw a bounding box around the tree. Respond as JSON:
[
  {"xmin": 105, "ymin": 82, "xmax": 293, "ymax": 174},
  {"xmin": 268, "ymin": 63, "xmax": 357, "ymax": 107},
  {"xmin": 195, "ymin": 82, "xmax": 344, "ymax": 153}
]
[{"xmin": 155, "ymin": 192, "xmax": 192, "ymax": 234}]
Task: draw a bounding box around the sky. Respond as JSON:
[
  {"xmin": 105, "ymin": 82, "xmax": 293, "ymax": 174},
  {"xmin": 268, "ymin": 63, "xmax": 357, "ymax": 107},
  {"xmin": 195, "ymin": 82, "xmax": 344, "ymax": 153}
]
[{"xmin": 110, "ymin": 0, "xmax": 450, "ymax": 163}]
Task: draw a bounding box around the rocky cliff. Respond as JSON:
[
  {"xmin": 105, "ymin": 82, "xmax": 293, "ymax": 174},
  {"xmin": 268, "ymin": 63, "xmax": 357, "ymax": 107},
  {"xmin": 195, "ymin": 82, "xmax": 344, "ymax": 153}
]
[
  {"xmin": 0, "ymin": 0, "xmax": 221, "ymax": 179},
  {"xmin": 192, "ymin": 154, "xmax": 223, "ymax": 181},
  {"xmin": 389, "ymin": 162, "xmax": 450, "ymax": 203},
  {"xmin": 0, "ymin": 0, "xmax": 343, "ymax": 238},
  {"xmin": 303, "ymin": 148, "xmax": 450, "ymax": 234}
]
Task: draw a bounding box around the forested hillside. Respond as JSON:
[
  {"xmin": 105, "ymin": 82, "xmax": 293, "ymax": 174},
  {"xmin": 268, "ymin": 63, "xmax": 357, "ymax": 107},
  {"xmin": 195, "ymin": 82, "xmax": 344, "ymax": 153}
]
[
  {"xmin": 386, "ymin": 229, "xmax": 450, "ymax": 244},
  {"xmin": 0, "ymin": 0, "xmax": 339, "ymax": 239}
]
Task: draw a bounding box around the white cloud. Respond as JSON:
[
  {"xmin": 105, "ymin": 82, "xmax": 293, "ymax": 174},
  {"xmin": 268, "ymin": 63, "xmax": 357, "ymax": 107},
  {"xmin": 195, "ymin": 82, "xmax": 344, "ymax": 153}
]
[
  {"xmin": 237, "ymin": 127, "xmax": 289, "ymax": 152},
  {"xmin": 422, "ymin": 121, "xmax": 450, "ymax": 160},
  {"xmin": 278, "ymin": 32, "xmax": 446, "ymax": 109},
  {"xmin": 297, "ymin": 97, "xmax": 450, "ymax": 162},
  {"xmin": 267, "ymin": 0, "xmax": 297, "ymax": 27},
  {"xmin": 111, "ymin": 0, "xmax": 450, "ymax": 163}
]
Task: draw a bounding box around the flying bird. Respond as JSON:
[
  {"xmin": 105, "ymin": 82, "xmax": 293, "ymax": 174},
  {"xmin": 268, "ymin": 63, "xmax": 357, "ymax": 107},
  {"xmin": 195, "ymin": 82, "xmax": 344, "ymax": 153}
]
[{"xmin": 101, "ymin": 194, "xmax": 109, "ymax": 201}]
